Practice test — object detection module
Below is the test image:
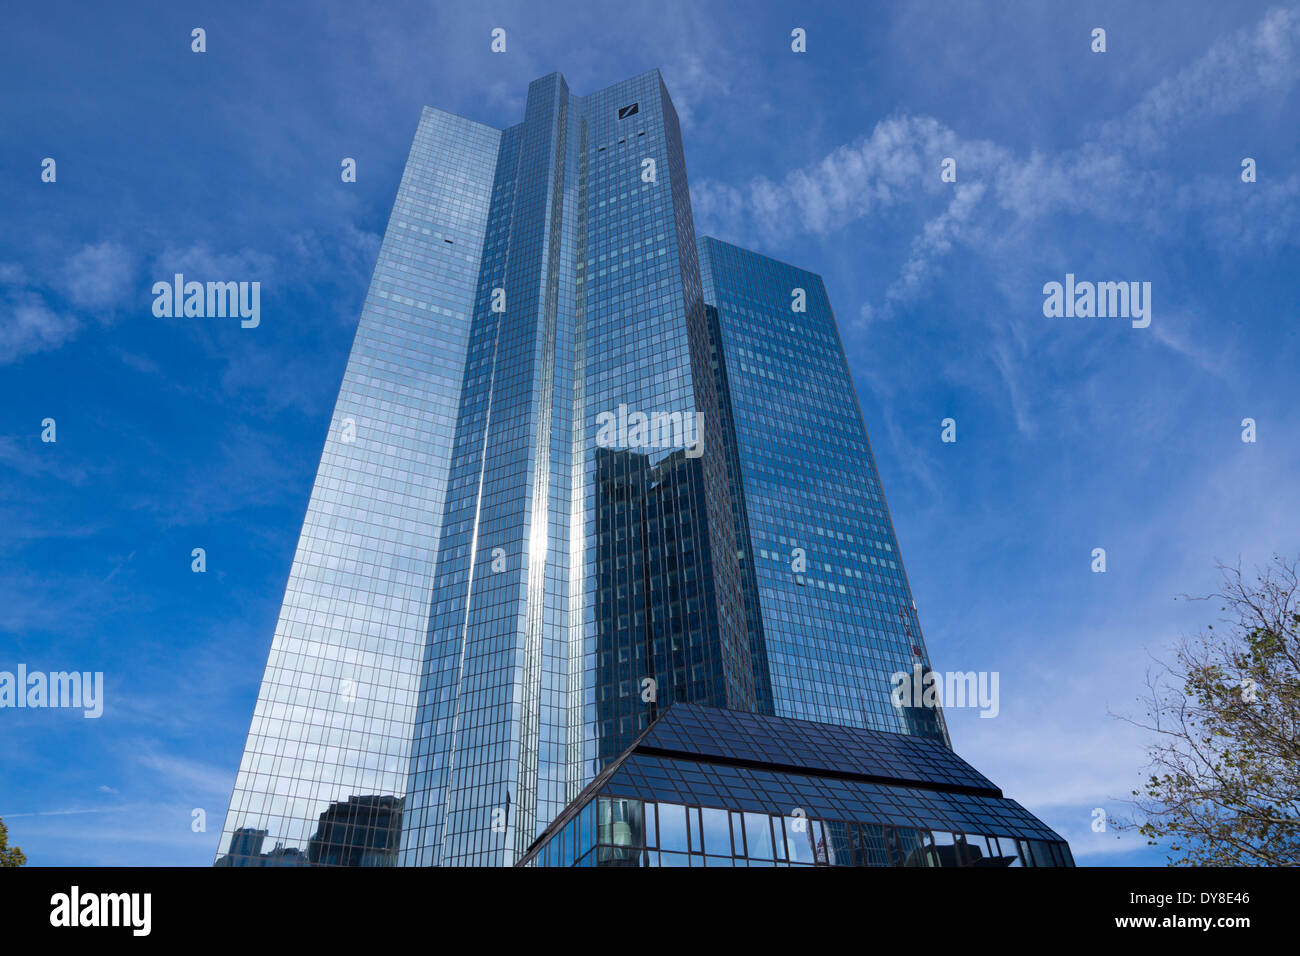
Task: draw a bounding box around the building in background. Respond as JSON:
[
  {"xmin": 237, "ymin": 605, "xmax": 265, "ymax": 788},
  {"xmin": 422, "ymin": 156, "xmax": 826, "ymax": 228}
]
[
  {"xmin": 698, "ymin": 237, "xmax": 947, "ymax": 743},
  {"xmin": 216, "ymin": 69, "xmax": 1069, "ymax": 868}
]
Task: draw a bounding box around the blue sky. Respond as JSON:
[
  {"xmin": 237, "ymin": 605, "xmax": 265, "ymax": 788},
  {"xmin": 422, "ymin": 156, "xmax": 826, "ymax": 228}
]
[{"xmin": 1, "ymin": 0, "xmax": 1296, "ymax": 867}]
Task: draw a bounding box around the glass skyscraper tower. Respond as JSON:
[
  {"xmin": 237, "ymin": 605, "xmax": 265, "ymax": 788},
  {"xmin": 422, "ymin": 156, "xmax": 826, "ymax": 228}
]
[{"xmin": 216, "ymin": 69, "xmax": 1070, "ymax": 868}]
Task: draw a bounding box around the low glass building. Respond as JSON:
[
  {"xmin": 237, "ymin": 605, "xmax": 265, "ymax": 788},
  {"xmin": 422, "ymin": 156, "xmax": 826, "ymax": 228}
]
[{"xmin": 519, "ymin": 703, "xmax": 1073, "ymax": 867}]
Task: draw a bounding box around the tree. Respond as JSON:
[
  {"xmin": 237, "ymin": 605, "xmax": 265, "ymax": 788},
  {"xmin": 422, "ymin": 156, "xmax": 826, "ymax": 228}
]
[
  {"xmin": 1116, "ymin": 554, "xmax": 1300, "ymax": 865},
  {"xmin": 0, "ymin": 817, "xmax": 26, "ymax": 867}
]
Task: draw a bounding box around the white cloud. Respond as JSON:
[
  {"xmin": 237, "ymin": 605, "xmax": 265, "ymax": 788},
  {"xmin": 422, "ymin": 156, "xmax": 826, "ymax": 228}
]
[
  {"xmin": 63, "ymin": 240, "xmax": 136, "ymax": 310},
  {"xmin": 154, "ymin": 242, "xmax": 275, "ymax": 279},
  {"xmin": 0, "ymin": 292, "xmax": 79, "ymax": 365},
  {"xmin": 1102, "ymin": 6, "xmax": 1300, "ymax": 153},
  {"xmin": 135, "ymin": 749, "xmax": 234, "ymax": 798},
  {"xmin": 1, "ymin": 239, "xmax": 143, "ymax": 363},
  {"xmin": 692, "ymin": 114, "xmax": 989, "ymax": 241},
  {"xmin": 662, "ymin": 51, "xmax": 731, "ymax": 132},
  {"xmin": 693, "ymin": 8, "xmax": 1300, "ymax": 312}
]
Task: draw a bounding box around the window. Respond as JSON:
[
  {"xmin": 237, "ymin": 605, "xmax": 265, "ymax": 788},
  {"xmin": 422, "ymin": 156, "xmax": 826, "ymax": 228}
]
[
  {"xmin": 852, "ymin": 823, "xmax": 891, "ymax": 866},
  {"xmin": 597, "ymin": 797, "xmax": 644, "ymax": 865},
  {"xmin": 783, "ymin": 816, "xmax": 816, "ymax": 864},
  {"xmin": 929, "ymin": 830, "xmax": 958, "ymax": 867},
  {"xmin": 1027, "ymin": 839, "xmax": 1058, "ymax": 867},
  {"xmin": 657, "ymin": 803, "xmax": 689, "ymax": 853},
  {"xmin": 700, "ymin": 808, "xmax": 730, "ymax": 856},
  {"xmin": 744, "ymin": 812, "xmax": 774, "ymax": 860},
  {"xmin": 959, "ymin": 833, "xmax": 994, "ymax": 866},
  {"xmin": 893, "ymin": 827, "xmax": 926, "ymax": 867},
  {"xmin": 728, "ymin": 813, "xmax": 748, "ymax": 857}
]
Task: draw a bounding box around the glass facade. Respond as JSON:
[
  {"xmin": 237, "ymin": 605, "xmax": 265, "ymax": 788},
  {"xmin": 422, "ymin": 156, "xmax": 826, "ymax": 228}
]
[
  {"xmin": 519, "ymin": 704, "xmax": 1073, "ymax": 867},
  {"xmin": 216, "ymin": 106, "xmax": 499, "ymax": 867},
  {"xmin": 216, "ymin": 69, "xmax": 1067, "ymax": 868},
  {"xmin": 699, "ymin": 237, "xmax": 946, "ymax": 741},
  {"xmin": 528, "ymin": 795, "xmax": 1072, "ymax": 868},
  {"xmin": 396, "ymin": 71, "xmax": 758, "ymax": 867}
]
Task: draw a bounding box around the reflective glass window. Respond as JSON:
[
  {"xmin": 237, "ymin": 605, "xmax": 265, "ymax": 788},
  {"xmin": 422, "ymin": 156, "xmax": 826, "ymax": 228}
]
[
  {"xmin": 657, "ymin": 803, "xmax": 689, "ymax": 852},
  {"xmin": 744, "ymin": 812, "xmax": 774, "ymax": 860}
]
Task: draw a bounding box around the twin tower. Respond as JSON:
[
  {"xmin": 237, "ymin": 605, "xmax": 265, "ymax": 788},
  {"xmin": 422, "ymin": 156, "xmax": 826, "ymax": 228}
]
[{"xmin": 216, "ymin": 70, "xmax": 1070, "ymax": 869}]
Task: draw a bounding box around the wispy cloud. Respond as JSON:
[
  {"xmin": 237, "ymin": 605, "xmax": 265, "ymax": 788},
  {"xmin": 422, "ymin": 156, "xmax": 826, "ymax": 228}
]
[
  {"xmin": 63, "ymin": 241, "xmax": 137, "ymax": 310},
  {"xmin": 694, "ymin": 7, "xmax": 1300, "ymax": 318},
  {"xmin": 1, "ymin": 239, "xmax": 137, "ymax": 364},
  {"xmin": 135, "ymin": 749, "xmax": 235, "ymax": 798},
  {"xmin": 0, "ymin": 291, "xmax": 79, "ymax": 365}
]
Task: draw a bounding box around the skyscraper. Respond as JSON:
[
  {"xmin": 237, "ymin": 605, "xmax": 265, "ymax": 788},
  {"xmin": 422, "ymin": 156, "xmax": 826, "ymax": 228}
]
[
  {"xmin": 698, "ymin": 236, "xmax": 947, "ymax": 743},
  {"xmin": 216, "ymin": 69, "xmax": 1070, "ymax": 868}
]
